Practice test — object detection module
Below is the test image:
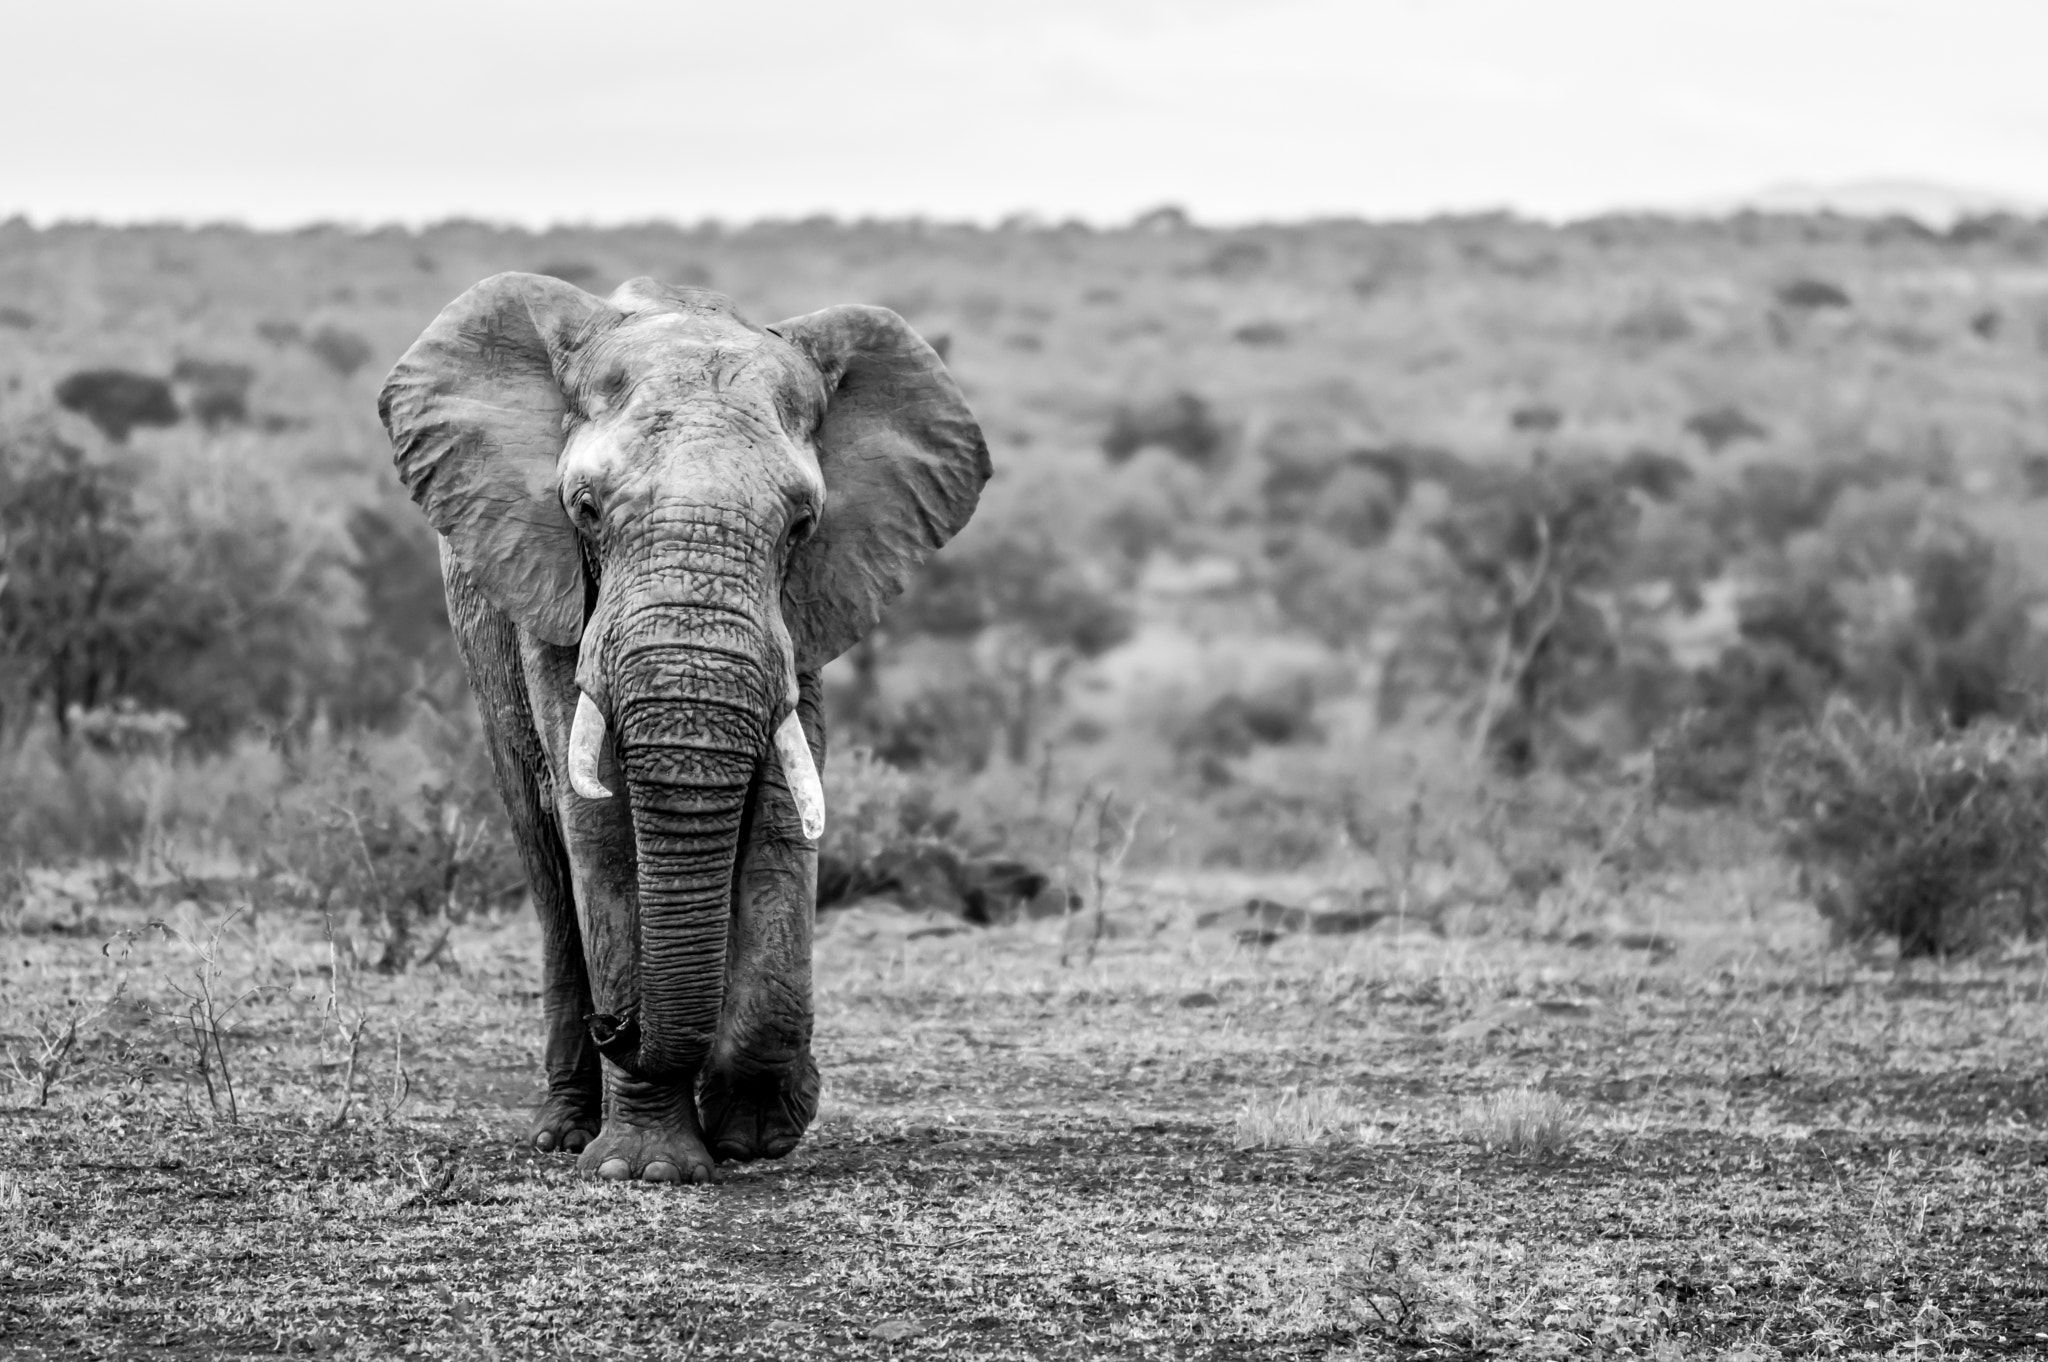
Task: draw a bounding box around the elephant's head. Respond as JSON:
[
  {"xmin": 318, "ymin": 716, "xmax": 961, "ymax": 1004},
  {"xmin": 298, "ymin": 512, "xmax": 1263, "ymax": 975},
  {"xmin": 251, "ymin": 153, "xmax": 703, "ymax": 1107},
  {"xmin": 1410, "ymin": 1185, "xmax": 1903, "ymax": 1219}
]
[{"xmin": 380, "ymin": 273, "xmax": 987, "ymax": 1075}]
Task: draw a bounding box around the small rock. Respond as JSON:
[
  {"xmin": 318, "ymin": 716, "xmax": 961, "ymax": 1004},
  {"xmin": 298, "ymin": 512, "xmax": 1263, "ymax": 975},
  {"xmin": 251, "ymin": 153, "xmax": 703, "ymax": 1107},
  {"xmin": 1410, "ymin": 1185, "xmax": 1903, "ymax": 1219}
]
[
  {"xmin": 869, "ymin": 1317, "xmax": 925, "ymax": 1342},
  {"xmin": 1178, "ymin": 990, "xmax": 1220, "ymax": 1008}
]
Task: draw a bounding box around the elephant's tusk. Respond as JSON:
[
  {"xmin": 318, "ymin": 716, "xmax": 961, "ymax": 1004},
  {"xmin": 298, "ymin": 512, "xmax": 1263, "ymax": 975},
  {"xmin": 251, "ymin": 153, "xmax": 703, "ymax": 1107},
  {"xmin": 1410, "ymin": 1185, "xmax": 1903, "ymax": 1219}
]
[
  {"xmin": 568, "ymin": 692, "xmax": 613, "ymax": 800},
  {"xmin": 774, "ymin": 710, "xmax": 825, "ymax": 841}
]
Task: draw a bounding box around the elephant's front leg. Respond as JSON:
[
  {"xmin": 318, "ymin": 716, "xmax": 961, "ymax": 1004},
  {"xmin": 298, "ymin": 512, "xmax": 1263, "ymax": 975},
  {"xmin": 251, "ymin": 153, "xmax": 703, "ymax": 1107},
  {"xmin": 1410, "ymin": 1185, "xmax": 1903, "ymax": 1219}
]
[
  {"xmin": 523, "ymin": 638, "xmax": 720, "ymax": 1185},
  {"xmin": 699, "ymin": 673, "xmax": 824, "ymax": 1163},
  {"xmin": 441, "ymin": 557, "xmax": 601, "ymax": 1154}
]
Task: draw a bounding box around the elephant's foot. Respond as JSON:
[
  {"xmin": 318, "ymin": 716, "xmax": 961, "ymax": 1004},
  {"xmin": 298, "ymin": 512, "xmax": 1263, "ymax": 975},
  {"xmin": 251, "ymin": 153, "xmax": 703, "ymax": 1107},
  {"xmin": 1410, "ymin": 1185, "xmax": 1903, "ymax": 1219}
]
[
  {"xmin": 699, "ymin": 1046, "xmax": 820, "ymax": 1163},
  {"xmin": 577, "ymin": 1065, "xmax": 719, "ymax": 1185},
  {"xmin": 528, "ymin": 1077, "xmax": 601, "ymax": 1154}
]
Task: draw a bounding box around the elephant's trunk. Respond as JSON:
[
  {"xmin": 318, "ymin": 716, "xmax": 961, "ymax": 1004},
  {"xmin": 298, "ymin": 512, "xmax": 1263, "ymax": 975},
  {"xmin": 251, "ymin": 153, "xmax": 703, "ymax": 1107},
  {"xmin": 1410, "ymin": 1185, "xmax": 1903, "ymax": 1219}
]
[{"xmin": 606, "ymin": 620, "xmax": 776, "ymax": 1081}]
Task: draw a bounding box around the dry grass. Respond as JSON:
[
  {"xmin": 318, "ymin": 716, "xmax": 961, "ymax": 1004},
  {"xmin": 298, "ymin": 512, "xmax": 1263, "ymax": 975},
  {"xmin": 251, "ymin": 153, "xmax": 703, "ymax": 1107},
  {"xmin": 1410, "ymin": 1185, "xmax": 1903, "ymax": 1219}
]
[
  {"xmin": 2, "ymin": 871, "xmax": 2047, "ymax": 1358},
  {"xmin": 1232, "ymin": 1085, "xmax": 1381, "ymax": 1150},
  {"xmin": 1457, "ymin": 1085, "xmax": 1586, "ymax": 1157}
]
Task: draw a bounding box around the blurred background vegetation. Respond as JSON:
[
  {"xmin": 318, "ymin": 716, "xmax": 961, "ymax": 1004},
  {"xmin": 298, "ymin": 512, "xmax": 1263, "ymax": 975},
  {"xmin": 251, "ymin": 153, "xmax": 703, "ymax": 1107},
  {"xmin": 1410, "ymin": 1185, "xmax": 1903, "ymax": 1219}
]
[{"xmin": 8, "ymin": 208, "xmax": 2048, "ymax": 959}]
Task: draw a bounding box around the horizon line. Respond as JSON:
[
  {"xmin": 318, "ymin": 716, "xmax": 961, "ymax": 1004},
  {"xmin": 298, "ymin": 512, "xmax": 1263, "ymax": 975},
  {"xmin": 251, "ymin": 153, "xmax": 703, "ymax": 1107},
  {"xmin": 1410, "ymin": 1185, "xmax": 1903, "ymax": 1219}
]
[{"xmin": 9, "ymin": 203, "xmax": 2046, "ymax": 238}]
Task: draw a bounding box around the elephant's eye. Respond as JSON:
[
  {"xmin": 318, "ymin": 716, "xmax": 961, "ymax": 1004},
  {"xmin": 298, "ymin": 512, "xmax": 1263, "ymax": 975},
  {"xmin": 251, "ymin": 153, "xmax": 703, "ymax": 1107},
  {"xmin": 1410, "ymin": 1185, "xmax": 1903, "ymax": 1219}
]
[
  {"xmin": 789, "ymin": 510, "xmax": 817, "ymax": 547},
  {"xmin": 569, "ymin": 488, "xmax": 601, "ymax": 531}
]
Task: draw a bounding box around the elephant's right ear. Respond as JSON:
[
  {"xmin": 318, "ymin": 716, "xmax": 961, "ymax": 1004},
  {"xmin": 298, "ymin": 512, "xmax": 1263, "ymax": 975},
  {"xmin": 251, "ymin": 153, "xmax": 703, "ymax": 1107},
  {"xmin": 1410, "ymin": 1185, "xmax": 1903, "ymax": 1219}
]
[{"xmin": 379, "ymin": 272, "xmax": 610, "ymax": 646}]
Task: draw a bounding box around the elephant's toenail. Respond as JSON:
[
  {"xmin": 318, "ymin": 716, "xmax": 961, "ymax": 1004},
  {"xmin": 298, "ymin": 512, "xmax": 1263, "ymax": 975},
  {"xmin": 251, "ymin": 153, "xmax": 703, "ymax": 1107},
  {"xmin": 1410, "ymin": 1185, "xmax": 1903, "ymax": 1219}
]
[
  {"xmin": 534, "ymin": 1131, "xmax": 557, "ymax": 1152},
  {"xmin": 642, "ymin": 1161, "xmax": 682, "ymax": 1184},
  {"xmin": 598, "ymin": 1158, "xmax": 632, "ymax": 1180},
  {"xmin": 564, "ymin": 1130, "xmax": 590, "ymax": 1153}
]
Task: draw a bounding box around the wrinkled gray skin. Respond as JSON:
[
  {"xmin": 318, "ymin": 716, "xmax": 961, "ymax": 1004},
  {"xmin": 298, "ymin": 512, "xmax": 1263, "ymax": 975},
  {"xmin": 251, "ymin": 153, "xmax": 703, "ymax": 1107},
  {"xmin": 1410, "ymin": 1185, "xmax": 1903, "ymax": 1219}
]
[{"xmin": 380, "ymin": 274, "xmax": 988, "ymax": 1183}]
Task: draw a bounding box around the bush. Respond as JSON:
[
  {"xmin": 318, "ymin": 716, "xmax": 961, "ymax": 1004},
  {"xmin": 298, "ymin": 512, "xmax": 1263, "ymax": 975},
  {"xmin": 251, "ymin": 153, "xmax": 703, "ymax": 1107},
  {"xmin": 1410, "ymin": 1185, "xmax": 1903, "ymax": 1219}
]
[
  {"xmin": 1173, "ymin": 682, "xmax": 1322, "ymax": 786},
  {"xmin": 1101, "ymin": 391, "xmax": 1226, "ymax": 469},
  {"xmin": 0, "ymin": 430, "xmax": 169, "ymax": 741},
  {"xmin": 1684, "ymin": 405, "xmax": 1769, "ymax": 453},
  {"xmin": 857, "ymin": 533, "xmax": 1134, "ymax": 768},
  {"xmin": 0, "ymin": 427, "xmax": 347, "ymax": 749},
  {"xmin": 1231, "ymin": 321, "xmax": 1289, "ymax": 347},
  {"xmin": 817, "ymin": 748, "xmax": 1053, "ymax": 921},
  {"xmin": 819, "ymin": 747, "xmax": 964, "ymax": 878},
  {"xmin": 1775, "ymin": 277, "xmax": 1853, "ymax": 310},
  {"xmin": 329, "ymin": 500, "xmax": 461, "ymax": 730},
  {"xmin": 306, "ymin": 324, "xmax": 374, "ymax": 378},
  {"xmin": 170, "ymin": 359, "xmax": 254, "ymax": 429},
  {"xmin": 1421, "ymin": 454, "xmax": 1643, "ymax": 772},
  {"xmin": 1768, "ymin": 706, "xmax": 2048, "ymax": 956},
  {"xmin": 0, "ymin": 732, "xmax": 159, "ymax": 863},
  {"xmin": 1659, "ymin": 487, "xmax": 2046, "ymax": 806},
  {"xmin": 274, "ymin": 761, "xmax": 520, "ymax": 972},
  {"xmin": 53, "ymin": 370, "xmax": 180, "ymax": 441}
]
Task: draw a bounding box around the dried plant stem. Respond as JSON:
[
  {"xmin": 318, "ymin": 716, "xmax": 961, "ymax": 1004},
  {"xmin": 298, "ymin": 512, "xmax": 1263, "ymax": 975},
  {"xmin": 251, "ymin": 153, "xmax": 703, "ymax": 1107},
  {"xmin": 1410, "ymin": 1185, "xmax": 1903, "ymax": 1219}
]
[
  {"xmin": 329, "ymin": 1015, "xmax": 369, "ymax": 1130},
  {"xmin": 1086, "ymin": 793, "xmax": 1143, "ymax": 966},
  {"xmin": 140, "ymin": 908, "xmax": 272, "ymax": 1125}
]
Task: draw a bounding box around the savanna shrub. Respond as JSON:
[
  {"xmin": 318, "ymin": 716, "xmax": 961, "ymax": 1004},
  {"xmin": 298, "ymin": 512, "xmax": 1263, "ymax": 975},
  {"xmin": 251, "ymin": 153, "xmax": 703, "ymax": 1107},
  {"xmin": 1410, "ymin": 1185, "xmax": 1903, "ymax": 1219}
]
[
  {"xmin": 857, "ymin": 533, "xmax": 1134, "ymax": 768},
  {"xmin": 1172, "ymin": 681, "xmax": 1322, "ymax": 786},
  {"xmin": 1775, "ymin": 276, "xmax": 1853, "ymax": 310},
  {"xmin": 1768, "ymin": 704, "xmax": 2048, "ymax": 956},
  {"xmin": 53, "ymin": 369, "xmax": 180, "ymax": 441},
  {"xmin": 1666, "ymin": 492, "xmax": 2047, "ymax": 804},
  {"xmin": 329, "ymin": 499, "xmax": 462, "ymax": 729},
  {"xmin": 816, "ymin": 747, "xmax": 973, "ymax": 906},
  {"xmin": 0, "ymin": 426, "xmax": 346, "ymax": 749},
  {"xmin": 1101, "ymin": 391, "xmax": 1226, "ymax": 469},
  {"xmin": 170, "ymin": 358, "xmax": 255, "ymax": 429},
  {"xmin": 0, "ymin": 732, "xmax": 160, "ymax": 862},
  {"xmin": 859, "ymin": 680, "xmax": 1010, "ymax": 772},
  {"xmin": 1419, "ymin": 453, "xmax": 1643, "ymax": 772},
  {"xmin": 264, "ymin": 723, "xmax": 521, "ymax": 971},
  {"xmin": 1683, "ymin": 404, "xmax": 1769, "ymax": 453},
  {"xmin": 306, "ymin": 324, "xmax": 374, "ymax": 378}
]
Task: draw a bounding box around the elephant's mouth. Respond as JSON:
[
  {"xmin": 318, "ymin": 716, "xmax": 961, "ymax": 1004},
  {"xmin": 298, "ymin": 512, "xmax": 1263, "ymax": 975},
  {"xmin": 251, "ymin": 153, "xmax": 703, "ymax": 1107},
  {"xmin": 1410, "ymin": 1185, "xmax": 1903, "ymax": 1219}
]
[{"xmin": 565, "ymin": 684, "xmax": 824, "ymax": 841}]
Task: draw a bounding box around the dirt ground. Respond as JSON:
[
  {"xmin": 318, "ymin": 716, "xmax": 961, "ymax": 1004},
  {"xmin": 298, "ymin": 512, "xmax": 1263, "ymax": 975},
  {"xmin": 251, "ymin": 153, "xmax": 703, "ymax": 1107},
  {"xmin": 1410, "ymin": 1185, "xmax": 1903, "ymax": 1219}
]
[{"xmin": 4, "ymin": 870, "xmax": 2047, "ymax": 1360}]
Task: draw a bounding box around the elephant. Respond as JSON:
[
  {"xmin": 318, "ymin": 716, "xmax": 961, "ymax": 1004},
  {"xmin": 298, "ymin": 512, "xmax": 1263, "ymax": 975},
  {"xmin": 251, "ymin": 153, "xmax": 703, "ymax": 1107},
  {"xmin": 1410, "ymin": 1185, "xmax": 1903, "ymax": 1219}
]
[{"xmin": 379, "ymin": 273, "xmax": 989, "ymax": 1183}]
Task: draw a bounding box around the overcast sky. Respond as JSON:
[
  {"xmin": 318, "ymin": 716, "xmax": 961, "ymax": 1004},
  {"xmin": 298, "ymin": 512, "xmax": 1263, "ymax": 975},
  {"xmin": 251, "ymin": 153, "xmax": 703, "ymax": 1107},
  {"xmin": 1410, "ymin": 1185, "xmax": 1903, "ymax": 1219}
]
[{"xmin": 9, "ymin": 0, "xmax": 2047, "ymax": 228}]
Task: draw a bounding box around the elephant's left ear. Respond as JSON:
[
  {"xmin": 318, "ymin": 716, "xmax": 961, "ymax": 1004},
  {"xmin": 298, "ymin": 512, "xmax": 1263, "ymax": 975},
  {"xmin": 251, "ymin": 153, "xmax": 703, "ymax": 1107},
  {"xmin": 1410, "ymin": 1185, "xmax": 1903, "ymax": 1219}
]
[{"xmin": 769, "ymin": 305, "xmax": 991, "ymax": 670}]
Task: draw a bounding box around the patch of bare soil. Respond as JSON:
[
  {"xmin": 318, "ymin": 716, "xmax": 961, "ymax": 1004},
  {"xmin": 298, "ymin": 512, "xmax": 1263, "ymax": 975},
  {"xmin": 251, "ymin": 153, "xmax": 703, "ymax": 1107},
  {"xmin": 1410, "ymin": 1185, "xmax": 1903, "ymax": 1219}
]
[{"xmin": 3, "ymin": 894, "xmax": 2046, "ymax": 1359}]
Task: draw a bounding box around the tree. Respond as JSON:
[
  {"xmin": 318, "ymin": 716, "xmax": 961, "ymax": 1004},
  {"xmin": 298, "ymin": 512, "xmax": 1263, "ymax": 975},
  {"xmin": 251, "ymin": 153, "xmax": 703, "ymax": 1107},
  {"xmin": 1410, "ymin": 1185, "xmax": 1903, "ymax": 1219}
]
[
  {"xmin": 854, "ymin": 534, "xmax": 1135, "ymax": 769},
  {"xmin": 0, "ymin": 431, "xmax": 163, "ymax": 741},
  {"xmin": 1416, "ymin": 455, "xmax": 1645, "ymax": 771},
  {"xmin": 329, "ymin": 499, "xmax": 461, "ymax": 729},
  {"xmin": 0, "ymin": 425, "xmax": 348, "ymax": 749}
]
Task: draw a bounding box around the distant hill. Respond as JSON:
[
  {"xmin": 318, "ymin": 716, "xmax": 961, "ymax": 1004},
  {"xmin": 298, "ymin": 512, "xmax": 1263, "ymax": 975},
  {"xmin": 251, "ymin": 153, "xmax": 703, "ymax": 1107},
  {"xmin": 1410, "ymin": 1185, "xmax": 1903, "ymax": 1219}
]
[{"xmin": 1694, "ymin": 179, "xmax": 2042, "ymax": 228}]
